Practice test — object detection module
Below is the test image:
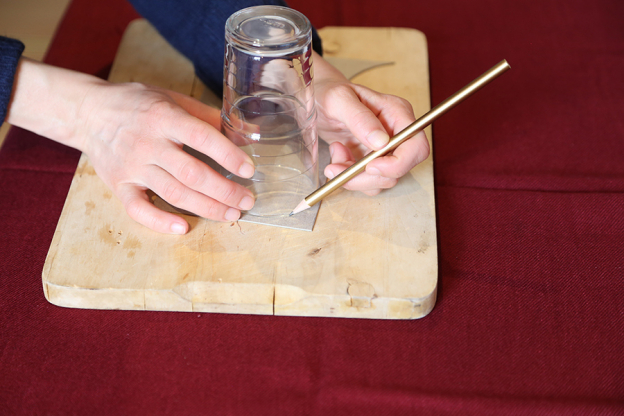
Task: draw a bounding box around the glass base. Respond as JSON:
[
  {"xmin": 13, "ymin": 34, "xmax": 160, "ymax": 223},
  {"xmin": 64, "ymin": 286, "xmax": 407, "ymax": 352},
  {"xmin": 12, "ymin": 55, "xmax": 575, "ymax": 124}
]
[{"xmin": 228, "ymin": 164, "xmax": 317, "ymax": 217}]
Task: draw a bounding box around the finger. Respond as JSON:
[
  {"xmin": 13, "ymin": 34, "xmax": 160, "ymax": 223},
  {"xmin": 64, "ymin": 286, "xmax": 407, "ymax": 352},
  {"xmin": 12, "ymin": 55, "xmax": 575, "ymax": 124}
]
[
  {"xmin": 328, "ymin": 141, "xmax": 355, "ymax": 165},
  {"xmin": 118, "ymin": 185, "xmax": 189, "ymax": 235},
  {"xmin": 323, "ymin": 85, "xmax": 390, "ymax": 150},
  {"xmin": 363, "ymin": 189, "xmax": 382, "ymax": 197},
  {"xmin": 167, "ymin": 91, "xmax": 222, "ymax": 129},
  {"xmin": 365, "ymin": 131, "xmax": 430, "ymax": 178},
  {"xmin": 160, "ymin": 107, "xmax": 255, "ymax": 179},
  {"xmin": 170, "ymin": 90, "xmax": 258, "ymax": 147},
  {"xmin": 157, "ymin": 146, "xmax": 254, "ymax": 211},
  {"xmin": 326, "ymin": 141, "xmax": 397, "ymax": 192},
  {"xmin": 144, "ymin": 165, "xmax": 242, "ymax": 222},
  {"xmin": 325, "ymin": 162, "xmax": 398, "ymax": 192},
  {"xmin": 350, "ymin": 84, "xmax": 416, "ymax": 136}
]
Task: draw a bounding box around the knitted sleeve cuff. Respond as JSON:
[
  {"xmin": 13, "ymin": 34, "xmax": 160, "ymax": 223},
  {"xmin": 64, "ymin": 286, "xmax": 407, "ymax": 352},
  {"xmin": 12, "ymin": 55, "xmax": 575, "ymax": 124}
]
[{"xmin": 0, "ymin": 36, "xmax": 25, "ymax": 123}]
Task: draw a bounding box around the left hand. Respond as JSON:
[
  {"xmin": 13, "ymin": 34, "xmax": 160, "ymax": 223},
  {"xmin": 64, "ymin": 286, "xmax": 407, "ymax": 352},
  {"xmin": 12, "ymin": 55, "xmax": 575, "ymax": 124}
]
[{"xmin": 313, "ymin": 52, "xmax": 430, "ymax": 196}]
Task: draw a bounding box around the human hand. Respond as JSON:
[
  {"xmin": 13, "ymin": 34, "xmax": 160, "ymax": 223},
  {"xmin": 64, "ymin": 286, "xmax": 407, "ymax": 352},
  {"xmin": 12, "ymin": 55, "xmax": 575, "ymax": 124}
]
[
  {"xmin": 7, "ymin": 59, "xmax": 255, "ymax": 234},
  {"xmin": 313, "ymin": 52, "xmax": 430, "ymax": 196},
  {"xmin": 77, "ymin": 82, "xmax": 257, "ymax": 234}
]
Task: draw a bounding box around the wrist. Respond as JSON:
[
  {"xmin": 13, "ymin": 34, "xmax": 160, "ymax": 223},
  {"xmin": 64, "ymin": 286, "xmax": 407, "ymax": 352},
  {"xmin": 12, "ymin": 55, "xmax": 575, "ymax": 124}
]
[
  {"xmin": 6, "ymin": 58, "xmax": 107, "ymax": 153},
  {"xmin": 313, "ymin": 51, "xmax": 349, "ymax": 84}
]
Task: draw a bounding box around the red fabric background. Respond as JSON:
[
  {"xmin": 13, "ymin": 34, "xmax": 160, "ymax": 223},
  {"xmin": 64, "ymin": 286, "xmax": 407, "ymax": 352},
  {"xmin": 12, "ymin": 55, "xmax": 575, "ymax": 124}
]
[{"xmin": 1, "ymin": 0, "xmax": 623, "ymax": 414}]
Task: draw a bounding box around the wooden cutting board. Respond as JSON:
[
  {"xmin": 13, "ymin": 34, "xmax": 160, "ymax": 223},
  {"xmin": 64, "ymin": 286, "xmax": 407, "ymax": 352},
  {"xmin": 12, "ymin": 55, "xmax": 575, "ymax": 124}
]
[{"xmin": 42, "ymin": 20, "xmax": 437, "ymax": 319}]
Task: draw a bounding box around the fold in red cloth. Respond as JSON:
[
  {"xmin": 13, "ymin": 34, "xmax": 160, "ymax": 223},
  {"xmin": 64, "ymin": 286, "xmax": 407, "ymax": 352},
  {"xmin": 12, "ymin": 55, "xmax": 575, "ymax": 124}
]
[{"xmin": 0, "ymin": 0, "xmax": 622, "ymax": 414}]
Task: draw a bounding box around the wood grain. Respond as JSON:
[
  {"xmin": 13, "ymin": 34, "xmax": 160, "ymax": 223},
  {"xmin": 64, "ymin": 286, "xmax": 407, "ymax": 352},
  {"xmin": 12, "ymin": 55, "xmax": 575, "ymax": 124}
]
[{"xmin": 42, "ymin": 20, "xmax": 437, "ymax": 319}]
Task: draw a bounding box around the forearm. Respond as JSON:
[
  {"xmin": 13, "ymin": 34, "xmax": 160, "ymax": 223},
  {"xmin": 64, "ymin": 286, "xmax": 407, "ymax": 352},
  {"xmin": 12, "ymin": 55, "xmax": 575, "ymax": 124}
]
[
  {"xmin": 313, "ymin": 51, "xmax": 347, "ymax": 83},
  {"xmin": 5, "ymin": 58, "xmax": 105, "ymax": 152}
]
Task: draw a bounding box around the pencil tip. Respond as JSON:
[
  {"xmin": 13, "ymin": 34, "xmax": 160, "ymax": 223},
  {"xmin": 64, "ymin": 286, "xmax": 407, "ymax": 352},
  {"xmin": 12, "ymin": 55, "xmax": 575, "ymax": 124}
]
[
  {"xmin": 288, "ymin": 212, "xmax": 294, "ymax": 217},
  {"xmin": 290, "ymin": 199, "xmax": 311, "ymax": 216}
]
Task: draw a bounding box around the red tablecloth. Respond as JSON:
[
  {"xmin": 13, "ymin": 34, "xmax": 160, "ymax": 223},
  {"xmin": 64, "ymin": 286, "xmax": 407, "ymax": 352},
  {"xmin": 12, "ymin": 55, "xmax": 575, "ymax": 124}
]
[{"xmin": 1, "ymin": 0, "xmax": 623, "ymax": 414}]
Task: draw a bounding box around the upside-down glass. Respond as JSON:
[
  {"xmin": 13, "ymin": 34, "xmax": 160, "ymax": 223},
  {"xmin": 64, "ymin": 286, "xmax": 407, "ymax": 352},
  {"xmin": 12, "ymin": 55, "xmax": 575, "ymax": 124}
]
[{"xmin": 220, "ymin": 6, "xmax": 318, "ymax": 217}]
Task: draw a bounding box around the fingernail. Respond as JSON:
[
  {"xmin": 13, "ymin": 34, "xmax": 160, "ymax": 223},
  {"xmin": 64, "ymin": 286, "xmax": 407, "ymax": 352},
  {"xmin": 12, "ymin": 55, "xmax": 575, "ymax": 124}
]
[
  {"xmin": 225, "ymin": 208, "xmax": 241, "ymax": 221},
  {"xmin": 171, "ymin": 222, "xmax": 187, "ymax": 235},
  {"xmin": 325, "ymin": 169, "xmax": 336, "ymax": 180},
  {"xmin": 368, "ymin": 130, "xmax": 389, "ymax": 149},
  {"xmin": 239, "ymin": 195, "xmax": 254, "ymax": 211},
  {"xmin": 367, "ymin": 166, "xmax": 381, "ymax": 176},
  {"xmin": 238, "ymin": 162, "xmax": 255, "ymax": 178},
  {"xmin": 329, "ymin": 145, "xmax": 335, "ymax": 159}
]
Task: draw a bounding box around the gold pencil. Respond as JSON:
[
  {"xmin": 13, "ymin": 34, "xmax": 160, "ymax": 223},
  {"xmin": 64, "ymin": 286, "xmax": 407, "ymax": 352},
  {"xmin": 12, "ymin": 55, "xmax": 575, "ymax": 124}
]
[{"xmin": 290, "ymin": 59, "xmax": 511, "ymax": 216}]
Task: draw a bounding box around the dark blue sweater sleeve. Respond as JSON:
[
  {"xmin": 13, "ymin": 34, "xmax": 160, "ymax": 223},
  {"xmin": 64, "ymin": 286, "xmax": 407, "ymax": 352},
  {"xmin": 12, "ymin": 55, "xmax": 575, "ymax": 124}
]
[
  {"xmin": 0, "ymin": 36, "xmax": 25, "ymax": 123},
  {"xmin": 127, "ymin": 0, "xmax": 322, "ymax": 96}
]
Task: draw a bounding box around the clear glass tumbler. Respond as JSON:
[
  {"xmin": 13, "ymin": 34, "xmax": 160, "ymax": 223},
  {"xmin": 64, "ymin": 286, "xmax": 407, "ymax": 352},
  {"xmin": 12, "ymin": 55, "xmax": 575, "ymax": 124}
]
[{"xmin": 221, "ymin": 6, "xmax": 318, "ymax": 217}]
